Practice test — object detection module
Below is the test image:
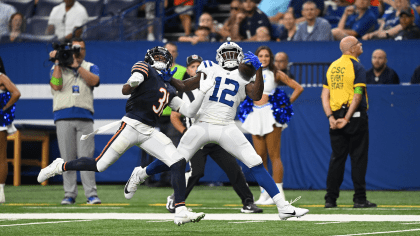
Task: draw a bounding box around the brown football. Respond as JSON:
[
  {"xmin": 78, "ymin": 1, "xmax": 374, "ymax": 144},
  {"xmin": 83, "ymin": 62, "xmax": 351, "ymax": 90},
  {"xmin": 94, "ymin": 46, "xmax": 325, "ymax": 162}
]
[{"xmin": 238, "ymin": 62, "xmax": 256, "ymax": 80}]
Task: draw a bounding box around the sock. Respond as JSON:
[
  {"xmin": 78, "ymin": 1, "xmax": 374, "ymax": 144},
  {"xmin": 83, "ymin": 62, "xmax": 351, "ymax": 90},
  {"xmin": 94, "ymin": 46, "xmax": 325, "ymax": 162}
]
[
  {"xmin": 146, "ymin": 159, "xmax": 170, "ymax": 176},
  {"xmin": 273, "ymin": 193, "xmax": 287, "ymax": 208},
  {"xmin": 63, "ymin": 157, "xmax": 98, "ymax": 172},
  {"xmin": 277, "ymin": 183, "xmax": 286, "ymax": 201},
  {"xmin": 170, "ymin": 159, "xmax": 187, "ymax": 207},
  {"xmin": 250, "ymin": 164, "xmax": 280, "ymax": 198},
  {"xmin": 0, "ymin": 184, "xmax": 5, "ymax": 203}
]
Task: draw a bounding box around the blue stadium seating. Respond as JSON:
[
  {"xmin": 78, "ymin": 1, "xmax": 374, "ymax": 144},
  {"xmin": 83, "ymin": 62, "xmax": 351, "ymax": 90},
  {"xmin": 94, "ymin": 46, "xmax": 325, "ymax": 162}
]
[
  {"xmin": 26, "ymin": 16, "xmax": 49, "ymax": 35},
  {"xmin": 34, "ymin": 0, "xmax": 61, "ymax": 16},
  {"xmin": 4, "ymin": 0, "xmax": 35, "ymax": 19},
  {"xmin": 103, "ymin": 0, "xmax": 141, "ymax": 17},
  {"xmin": 78, "ymin": 0, "xmax": 105, "ymax": 17}
]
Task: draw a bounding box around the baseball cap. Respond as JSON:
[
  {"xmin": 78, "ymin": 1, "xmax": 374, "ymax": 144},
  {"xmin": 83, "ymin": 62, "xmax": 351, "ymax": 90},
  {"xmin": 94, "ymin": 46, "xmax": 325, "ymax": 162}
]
[
  {"xmin": 399, "ymin": 7, "xmax": 414, "ymax": 17},
  {"xmin": 186, "ymin": 54, "xmax": 203, "ymax": 66}
]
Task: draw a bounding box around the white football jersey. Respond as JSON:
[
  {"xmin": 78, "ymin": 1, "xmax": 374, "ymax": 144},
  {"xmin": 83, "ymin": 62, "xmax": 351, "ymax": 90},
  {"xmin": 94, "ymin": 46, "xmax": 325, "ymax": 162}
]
[{"xmin": 195, "ymin": 60, "xmax": 251, "ymax": 125}]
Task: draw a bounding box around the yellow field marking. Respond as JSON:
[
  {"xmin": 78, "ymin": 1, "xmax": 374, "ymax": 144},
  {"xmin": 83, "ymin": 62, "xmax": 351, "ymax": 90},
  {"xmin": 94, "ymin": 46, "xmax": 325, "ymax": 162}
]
[{"xmin": 149, "ymin": 203, "xmax": 202, "ymax": 207}]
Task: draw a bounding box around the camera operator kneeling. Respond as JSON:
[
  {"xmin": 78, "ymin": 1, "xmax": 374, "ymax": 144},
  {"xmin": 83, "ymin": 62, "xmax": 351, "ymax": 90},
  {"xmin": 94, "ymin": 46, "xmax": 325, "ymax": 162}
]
[{"xmin": 48, "ymin": 37, "xmax": 102, "ymax": 205}]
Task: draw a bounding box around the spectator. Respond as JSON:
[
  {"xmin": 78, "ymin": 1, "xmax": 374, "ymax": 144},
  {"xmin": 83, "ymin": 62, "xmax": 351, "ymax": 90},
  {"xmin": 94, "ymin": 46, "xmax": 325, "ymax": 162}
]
[
  {"xmin": 275, "ymin": 12, "xmax": 296, "ymax": 41},
  {"xmin": 293, "ymin": 1, "xmax": 334, "ymax": 41},
  {"xmin": 372, "ymin": 7, "xmax": 420, "ymax": 39},
  {"xmin": 48, "ymin": 38, "xmax": 101, "ymax": 205},
  {"xmin": 332, "ymin": 0, "xmax": 378, "ymax": 40},
  {"xmin": 0, "ymin": 1, "xmax": 17, "ymax": 36},
  {"xmin": 174, "ymin": 0, "xmax": 194, "ymax": 36},
  {"xmin": 287, "ymin": 0, "xmax": 325, "ymax": 24},
  {"xmin": 0, "ymin": 62, "xmax": 21, "ymax": 204},
  {"xmin": 253, "ymin": 26, "xmax": 271, "ymax": 41},
  {"xmin": 321, "ymin": 36, "xmax": 376, "ymax": 209},
  {"xmin": 1, "ymin": 12, "xmax": 26, "ymax": 43},
  {"xmin": 274, "ymin": 52, "xmax": 295, "ymax": 79},
  {"xmin": 46, "ymin": 0, "xmax": 89, "ymax": 42},
  {"xmin": 366, "ymin": 49, "xmax": 400, "ymax": 84},
  {"xmin": 219, "ymin": 0, "xmax": 243, "ymax": 41},
  {"xmin": 140, "ymin": 0, "xmax": 168, "ymax": 41},
  {"xmin": 231, "ymin": 0, "xmax": 271, "ymax": 41},
  {"xmin": 178, "ymin": 26, "xmax": 210, "ymax": 44},
  {"xmin": 411, "ymin": 64, "xmax": 420, "ymax": 84},
  {"xmin": 197, "ymin": 12, "xmax": 222, "ymax": 42},
  {"xmin": 258, "ymin": 0, "xmax": 291, "ymax": 23},
  {"xmin": 362, "ymin": 0, "xmax": 410, "ymax": 40}
]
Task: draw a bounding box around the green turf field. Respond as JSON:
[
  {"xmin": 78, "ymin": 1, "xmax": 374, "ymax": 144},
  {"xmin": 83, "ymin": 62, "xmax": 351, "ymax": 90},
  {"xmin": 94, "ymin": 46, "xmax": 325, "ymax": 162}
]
[{"xmin": 1, "ymin": 185, "xmax": 420, "ymax": 235}]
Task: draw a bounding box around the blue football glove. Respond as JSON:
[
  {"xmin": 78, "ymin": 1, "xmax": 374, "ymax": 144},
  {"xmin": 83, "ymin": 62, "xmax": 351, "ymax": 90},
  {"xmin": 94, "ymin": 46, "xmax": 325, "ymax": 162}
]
[
  {"xmin": 160, "ymin": 67, "xmax": 177, "ymax": 82},
  {"xmin": 243, "ymin": 51, "xmax": 262, "ymax": 70}
]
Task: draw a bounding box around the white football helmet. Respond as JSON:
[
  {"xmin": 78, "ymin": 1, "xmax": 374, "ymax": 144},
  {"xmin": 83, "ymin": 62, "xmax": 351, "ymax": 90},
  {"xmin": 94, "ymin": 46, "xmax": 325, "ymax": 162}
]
[{"xmin": 216, "ymin": 42, "xmax": 244, "ymax": 69}]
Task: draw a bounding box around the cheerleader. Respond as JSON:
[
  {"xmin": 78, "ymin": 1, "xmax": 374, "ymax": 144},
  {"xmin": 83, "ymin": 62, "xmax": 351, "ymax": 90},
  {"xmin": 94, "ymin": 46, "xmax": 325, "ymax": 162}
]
[
  {"xmin": 0, "ymin": 71, "xmax": 21, "ymax": 203},
  {"xmin": 240, "ymin": 46, "xmax": 303, "ymax": 205}
]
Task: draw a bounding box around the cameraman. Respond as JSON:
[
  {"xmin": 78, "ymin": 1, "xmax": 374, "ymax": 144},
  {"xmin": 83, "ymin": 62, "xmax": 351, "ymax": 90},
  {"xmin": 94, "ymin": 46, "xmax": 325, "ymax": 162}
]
[{"xmin": 49, "ymin": 37, "xmax": 101, "ymax": 205}]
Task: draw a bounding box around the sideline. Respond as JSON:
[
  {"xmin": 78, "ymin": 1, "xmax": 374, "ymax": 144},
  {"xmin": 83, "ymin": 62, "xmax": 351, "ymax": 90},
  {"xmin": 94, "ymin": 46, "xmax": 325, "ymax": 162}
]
[{"xmin": 1, "ymin": 213, "xmax": 420, "ymax": 222}]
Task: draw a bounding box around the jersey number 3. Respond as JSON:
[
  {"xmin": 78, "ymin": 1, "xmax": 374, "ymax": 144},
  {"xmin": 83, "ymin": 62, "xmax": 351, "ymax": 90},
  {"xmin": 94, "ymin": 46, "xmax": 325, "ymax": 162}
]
[
  {"xmin": 153, "ymin": 87, "xmax": 169, "ymax": 116},
  {"xmin": 209, "ymin": 77, "xmax": 239, "ymax": 107}
]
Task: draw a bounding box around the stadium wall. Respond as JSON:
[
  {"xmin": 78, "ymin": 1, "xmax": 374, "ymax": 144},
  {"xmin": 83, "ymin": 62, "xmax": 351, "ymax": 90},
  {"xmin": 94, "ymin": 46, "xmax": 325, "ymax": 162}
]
[{"xmin": 1, "ymin": 41, "xmax": 419, "ymax": 190}]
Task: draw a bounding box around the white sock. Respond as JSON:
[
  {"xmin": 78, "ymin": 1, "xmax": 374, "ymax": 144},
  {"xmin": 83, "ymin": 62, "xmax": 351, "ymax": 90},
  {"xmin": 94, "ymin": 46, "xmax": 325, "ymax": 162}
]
[
  {"xmin": 273, "ymin": 193, "xmax": 287, "ymax": 208},
  {"xmin": 0, "ymin": 184, "xmax": 5, "ymax": 203},
  {"xmin": 276, "ymin": 183, "xmax": 285, "ymax": 201}
]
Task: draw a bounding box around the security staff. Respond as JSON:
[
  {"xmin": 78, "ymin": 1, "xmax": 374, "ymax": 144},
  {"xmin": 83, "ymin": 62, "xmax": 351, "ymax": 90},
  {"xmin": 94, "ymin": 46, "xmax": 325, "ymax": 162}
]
[{"xmin": 321, "ymin": 36, "xmax": 377, "ymax": 209}]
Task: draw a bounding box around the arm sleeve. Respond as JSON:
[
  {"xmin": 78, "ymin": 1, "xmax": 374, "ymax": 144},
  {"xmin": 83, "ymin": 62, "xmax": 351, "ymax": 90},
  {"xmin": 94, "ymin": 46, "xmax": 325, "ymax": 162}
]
[{"xmin": 89, "ymin": 64, "xmax": 100, "ymax": 76}]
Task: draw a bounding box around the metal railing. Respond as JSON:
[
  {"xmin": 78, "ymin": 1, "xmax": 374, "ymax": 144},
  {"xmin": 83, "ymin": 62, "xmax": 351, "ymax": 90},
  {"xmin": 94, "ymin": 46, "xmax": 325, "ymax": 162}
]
[{"xmin": 289, "ymin": 62, "xmax": 331, "ymax": 87}]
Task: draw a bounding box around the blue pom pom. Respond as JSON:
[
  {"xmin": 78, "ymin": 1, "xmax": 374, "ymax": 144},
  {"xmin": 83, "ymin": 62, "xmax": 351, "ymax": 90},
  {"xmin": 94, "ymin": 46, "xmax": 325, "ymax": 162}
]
[
  {"xmin": 269, "ymin": 88, "xmax": 294, "ymax": 124},
  {"xmin": 0, "ymin": 91, "xmax": 16, "ymax": 127},
  {"xmin": 237, "ymin": 96, "xmax": 254, "ymax": 123}
]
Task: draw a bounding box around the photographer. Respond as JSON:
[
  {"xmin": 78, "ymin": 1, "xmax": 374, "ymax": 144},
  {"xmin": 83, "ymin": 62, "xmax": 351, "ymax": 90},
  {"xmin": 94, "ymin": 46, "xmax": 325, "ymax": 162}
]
[{"xmin": 49, "ymin": 37, "xmax": 101, "ymax": 205}]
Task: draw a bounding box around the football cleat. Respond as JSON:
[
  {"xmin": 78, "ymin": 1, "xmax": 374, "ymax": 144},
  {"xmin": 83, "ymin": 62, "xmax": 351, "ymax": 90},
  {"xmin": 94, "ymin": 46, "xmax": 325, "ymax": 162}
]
[
  {"xmin": 37, "ymin": 158, "xmax": 64, "ymax": 183},
  {"xmin": 241, "ymin": 203, "xmax": 263, "ymax": 213},
  {"xmin": 278, "ymin": 197, "xmax": 309, "ymax": 220},
  {"xmin": 124, "ymin": 166, "xmax": 147, "ymax": 199},
  {"xmin": 166, "ymin": 194, "xmax": 175, "ymax": 213},
  {"xmin": 174, "ymin": 206, "xmax": 205, "ymax": 226}
]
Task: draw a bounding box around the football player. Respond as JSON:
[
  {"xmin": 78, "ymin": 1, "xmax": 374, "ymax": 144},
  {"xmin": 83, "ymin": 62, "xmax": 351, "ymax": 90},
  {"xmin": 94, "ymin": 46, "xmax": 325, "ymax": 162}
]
[
  {"xmin": 125, "ymin": 42, "xmax": 310, "ymax": 220},
  {"xmin": 37, "ymin": 46, "xmax": 216, "ymax": 225}
]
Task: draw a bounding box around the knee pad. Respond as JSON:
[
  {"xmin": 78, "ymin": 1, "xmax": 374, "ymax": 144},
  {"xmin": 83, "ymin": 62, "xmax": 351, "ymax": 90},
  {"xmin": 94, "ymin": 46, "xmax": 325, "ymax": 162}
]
[{"xmin": 110, "ymin": 135, "xmax": 130, "ymax": 155}]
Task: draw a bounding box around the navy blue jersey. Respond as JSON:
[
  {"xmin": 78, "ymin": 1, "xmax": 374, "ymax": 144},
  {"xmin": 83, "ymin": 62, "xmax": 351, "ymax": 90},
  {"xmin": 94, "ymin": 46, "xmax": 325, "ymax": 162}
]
[{"xmin": 125, "ymin": 61, "xmax": 177, "ymax": 127}]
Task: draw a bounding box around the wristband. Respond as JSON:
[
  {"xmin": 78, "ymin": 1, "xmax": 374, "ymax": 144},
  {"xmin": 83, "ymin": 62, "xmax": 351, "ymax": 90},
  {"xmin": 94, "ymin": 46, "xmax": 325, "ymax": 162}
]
[
  {"xmin": 327, "ymin": 114, "xmax": 333, "ymax": 119},
  {"xmin": 343, "ymin": 117, "xmax": 350, "ymax": 123},
  {"xmin": 50, "ymin": 76, "xmax": 63, "ymax": 86}
]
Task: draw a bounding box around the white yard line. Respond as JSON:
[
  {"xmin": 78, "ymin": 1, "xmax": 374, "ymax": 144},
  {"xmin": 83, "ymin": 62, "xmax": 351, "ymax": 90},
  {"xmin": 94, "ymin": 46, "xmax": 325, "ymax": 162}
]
[
  {"xmin": 336, "ymin": 228, "xmax": 420, "ymax": 235},
  {"xmin": 1, "ymin": 214, "xmax": 420, "ymax": 222},
  {"xmin": 0, "ymin": 220, "xmax": 92, "ymax": 227}
]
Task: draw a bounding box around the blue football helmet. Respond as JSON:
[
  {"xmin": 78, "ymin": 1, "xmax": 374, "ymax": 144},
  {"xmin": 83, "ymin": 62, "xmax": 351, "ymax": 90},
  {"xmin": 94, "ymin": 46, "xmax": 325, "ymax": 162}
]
[{"xmin": 144, "ymin": 46, "xmax": 173, "ymax": 71}]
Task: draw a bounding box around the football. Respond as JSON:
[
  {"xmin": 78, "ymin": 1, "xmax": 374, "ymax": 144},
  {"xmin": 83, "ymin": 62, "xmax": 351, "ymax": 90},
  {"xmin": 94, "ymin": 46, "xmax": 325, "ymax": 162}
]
[{"xmin": 238, "ymin": 62, "xmax": 256, "ymax": 81}]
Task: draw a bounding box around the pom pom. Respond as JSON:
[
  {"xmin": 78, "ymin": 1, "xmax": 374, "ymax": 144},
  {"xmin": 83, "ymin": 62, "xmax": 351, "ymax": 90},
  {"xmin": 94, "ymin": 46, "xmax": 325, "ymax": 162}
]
[
  {"xmin": 0, "ymin": 91, "xmax": 16, "ymax": 127},
  {"xmin": 237, "ymin": 96, "xmax": 254, "ymax": 123},
  {"xmin": 269, "ymin": 88, "xmax": 294, "ymax": 124}
]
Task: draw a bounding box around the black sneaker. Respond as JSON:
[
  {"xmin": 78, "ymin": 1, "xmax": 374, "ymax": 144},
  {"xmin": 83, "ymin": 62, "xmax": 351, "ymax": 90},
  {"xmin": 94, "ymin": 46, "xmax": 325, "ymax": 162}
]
[
  {"xmin": 353, "ymin": 200, "xmax": 377, "ymax": 208},
  {"xmin": 325, "ymin": 202, "xmax": 337, "ymax": 208},
  {"xmin": 166, "ymin": 194, "xmax": 175, "ymax": 213},
  {"xmin": 241, "ymin": 203, "xmax": 263, "ymax": 213}
]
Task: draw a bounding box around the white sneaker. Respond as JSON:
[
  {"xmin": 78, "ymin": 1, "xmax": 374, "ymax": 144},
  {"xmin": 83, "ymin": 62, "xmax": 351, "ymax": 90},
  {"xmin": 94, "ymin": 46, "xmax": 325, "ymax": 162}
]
[
  {"xmin": 174, "ymin": 207, "xmax": 205, "ymax": 226},
  {"xmin": 124, "ymin": 166, "xmax": 147, "ymax": 199},
  {"xmin": 278, "ymin": 197, "xmax": 309, "ymax": 220},
  {"xmin": 37, "ymin": 158, "xmax": 64, "ymax": 183},
  {"xmin": 255, "ymin": 188, "xmax": 270, "ymax": 204}
]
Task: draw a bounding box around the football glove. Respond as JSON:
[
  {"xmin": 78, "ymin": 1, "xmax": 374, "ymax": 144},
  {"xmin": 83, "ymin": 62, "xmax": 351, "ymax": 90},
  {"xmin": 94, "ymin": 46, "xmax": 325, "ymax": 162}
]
[
  {"xmin": 243, "ymin": 51, "xmax": 262, "ymax": 70},
  {"xmin": 160, "ymin": 67, "xmax": 177, "ymax": 82},
  {"xmin": 199, "ymin": 71, "xmax": 216, "ymax": 93}
]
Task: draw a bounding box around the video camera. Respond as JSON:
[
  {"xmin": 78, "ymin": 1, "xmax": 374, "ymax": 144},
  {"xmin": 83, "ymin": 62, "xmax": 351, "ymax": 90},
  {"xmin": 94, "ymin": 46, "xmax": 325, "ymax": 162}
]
[{"xmin": 50, "ymin": 42, "xmax": 81, "ymax": 67}]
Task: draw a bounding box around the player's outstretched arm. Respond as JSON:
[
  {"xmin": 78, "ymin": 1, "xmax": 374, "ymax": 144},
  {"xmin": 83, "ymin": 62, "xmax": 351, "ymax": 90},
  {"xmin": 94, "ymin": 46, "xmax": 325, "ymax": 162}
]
[
  {"xmin": 170, "ymin": 73, "xmax": 201, "ymax": 92},
  {"xmin": 245, "ymin": 67, "xmax": 263, "ymax": 101}
]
